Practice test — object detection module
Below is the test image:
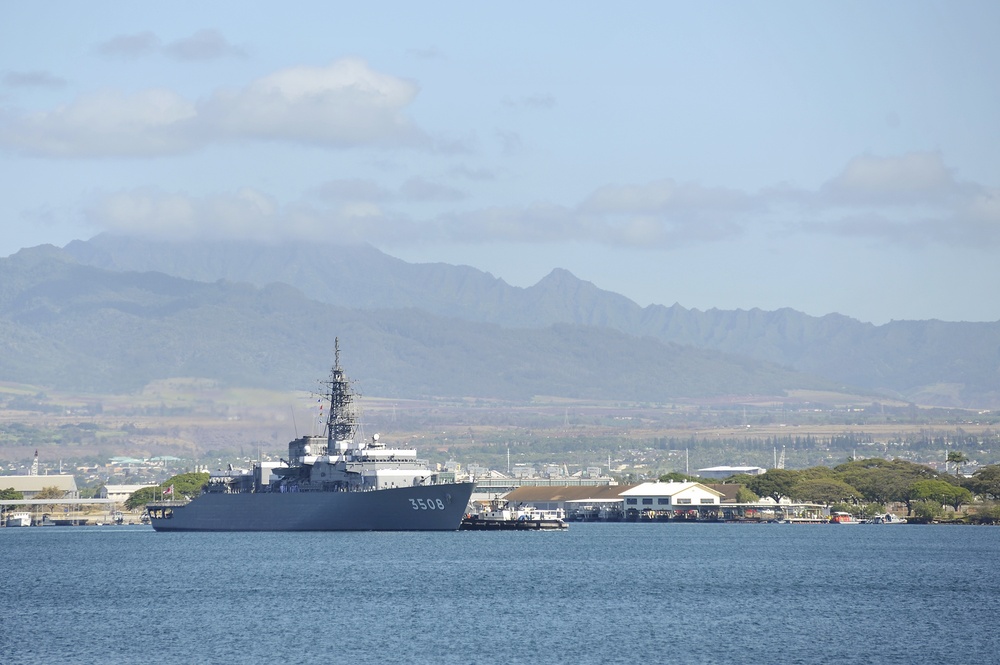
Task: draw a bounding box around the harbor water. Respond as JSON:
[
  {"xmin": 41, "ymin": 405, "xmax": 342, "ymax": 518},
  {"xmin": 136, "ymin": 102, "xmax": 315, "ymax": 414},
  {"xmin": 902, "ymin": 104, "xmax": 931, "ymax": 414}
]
[{"xmin": 2, "ymin": 522, "xmax": 998, "ymax": 664}]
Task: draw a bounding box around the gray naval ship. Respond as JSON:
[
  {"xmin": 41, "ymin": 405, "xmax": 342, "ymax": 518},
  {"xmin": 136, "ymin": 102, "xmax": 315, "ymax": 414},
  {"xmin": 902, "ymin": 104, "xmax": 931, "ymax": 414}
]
[{"xmin": 146, "ymin": 341, "xmax": 475, "ymax": 531}]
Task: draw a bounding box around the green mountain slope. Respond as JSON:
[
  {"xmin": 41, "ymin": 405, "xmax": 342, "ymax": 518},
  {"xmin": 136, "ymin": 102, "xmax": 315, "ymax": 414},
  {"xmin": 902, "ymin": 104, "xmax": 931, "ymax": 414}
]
[
  {"xmin": 59, "ymin": 235, "xmax": 1000, "ymax": 407},
  {"xmin": 0, "ymin": 247, "xmax": 827, "ymax": 399}
]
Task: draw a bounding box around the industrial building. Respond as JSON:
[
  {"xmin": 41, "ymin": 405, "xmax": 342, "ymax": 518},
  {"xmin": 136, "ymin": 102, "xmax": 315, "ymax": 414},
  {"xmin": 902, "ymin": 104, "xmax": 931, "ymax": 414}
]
[{"xmin": 0, "ymin": 475, "xmax": 79, "ymax": 499}]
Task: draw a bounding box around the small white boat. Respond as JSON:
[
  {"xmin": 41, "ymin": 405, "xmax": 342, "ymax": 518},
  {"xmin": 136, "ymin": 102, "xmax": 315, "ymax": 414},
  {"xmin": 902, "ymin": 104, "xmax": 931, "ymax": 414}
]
[
  {"xmin": 6, "ymin": 512, "xmax": 31, "ymax": 527},
  {"xmin": 869, "ymin": 513, "xmax": 907, "ymax": 524},
  {"xmin": 461, "ymin": 501, "xmax": 568, "ymax": 530}
]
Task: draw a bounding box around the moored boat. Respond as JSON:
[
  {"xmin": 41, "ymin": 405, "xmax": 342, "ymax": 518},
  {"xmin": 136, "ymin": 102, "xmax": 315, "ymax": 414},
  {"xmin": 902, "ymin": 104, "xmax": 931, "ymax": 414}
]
[
  {"xmin": 829, "ymin": 511, "xmax": 860, "ymax": 524},
  {"xmin": 869, "ymin": 513, "xmax": 908, "ymax": 524},
  {"xmin": 460, "ymin": 501, "xmax": 568, "ymax": 530},
  {"xmin": 5, "ymin": 512, "xmax": 31, "ymax": 527},
  {"xmin": 146, "ymin": 340, "xmax": 475, "ymax": 532}
]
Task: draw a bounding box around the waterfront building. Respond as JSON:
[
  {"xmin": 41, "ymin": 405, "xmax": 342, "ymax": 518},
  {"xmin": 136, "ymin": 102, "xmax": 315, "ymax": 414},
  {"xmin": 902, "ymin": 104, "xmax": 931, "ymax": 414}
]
[
  {"xmin": 0, "ymin": 475, "xmax": 78, "ymax": 499},
  {"xmin": 100, "ymin": 484, "xmax": 158, "ymax": 505},
  {"xmin": 620, "ymin": 481, "xmax": 724, "ymax": 517}
]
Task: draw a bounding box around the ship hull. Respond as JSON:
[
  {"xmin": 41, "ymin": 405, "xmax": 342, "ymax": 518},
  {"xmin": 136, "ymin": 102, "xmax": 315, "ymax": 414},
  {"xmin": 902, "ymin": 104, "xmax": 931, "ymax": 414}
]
[{"xmin": 147, "ymin": 482, "xmax": 475, "ymax": 532}]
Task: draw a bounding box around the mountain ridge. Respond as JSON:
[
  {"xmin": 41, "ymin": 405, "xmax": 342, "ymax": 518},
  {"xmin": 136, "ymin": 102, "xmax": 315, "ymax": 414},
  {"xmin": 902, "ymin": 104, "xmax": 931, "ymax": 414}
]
[
  {"xmin": 52, "ymin": 235, "xmax": 1000, "ymax": 407},
  {"xmin": 0, "ymin": 245, "xmax": 830, "ymax": 400}
]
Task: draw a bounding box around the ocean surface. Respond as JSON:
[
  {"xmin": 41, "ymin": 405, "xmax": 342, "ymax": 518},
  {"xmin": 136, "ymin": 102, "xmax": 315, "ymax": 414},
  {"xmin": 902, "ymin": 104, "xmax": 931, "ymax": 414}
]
[{"xmin": 1, "ymin": 523, "xmax": 998, "ymax": 665}]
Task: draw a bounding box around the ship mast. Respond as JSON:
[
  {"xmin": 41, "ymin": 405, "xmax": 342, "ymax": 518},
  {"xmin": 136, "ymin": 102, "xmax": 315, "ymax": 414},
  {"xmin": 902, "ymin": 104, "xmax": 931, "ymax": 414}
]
[{"xmin": 324, "ymin": 338, "xmax": 358, "ymax": 446}]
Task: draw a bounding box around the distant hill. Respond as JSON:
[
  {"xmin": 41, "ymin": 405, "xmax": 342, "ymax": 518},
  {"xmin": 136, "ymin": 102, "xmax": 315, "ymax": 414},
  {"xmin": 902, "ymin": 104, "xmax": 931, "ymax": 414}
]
[
  {"xmin": 0, "ymin": 245, "xmax": 826, "ymax": 400},
  {"xmin": 57, "ymin": 234, "xmax": 1000, "ymax": 407}
]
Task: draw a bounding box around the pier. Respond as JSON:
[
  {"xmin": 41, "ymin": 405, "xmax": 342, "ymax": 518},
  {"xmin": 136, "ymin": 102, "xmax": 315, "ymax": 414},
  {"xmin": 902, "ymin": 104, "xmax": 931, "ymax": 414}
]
[{"xmin": 1, "ymin": 498, "xmax": 126, "ymax": 526}]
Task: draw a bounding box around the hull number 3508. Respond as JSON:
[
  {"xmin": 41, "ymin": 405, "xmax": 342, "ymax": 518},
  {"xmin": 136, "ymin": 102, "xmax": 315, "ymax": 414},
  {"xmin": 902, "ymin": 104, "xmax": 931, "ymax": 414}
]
[{"xmin": 410, "ymin": 498, "xmax": 446, "ymax": 510}]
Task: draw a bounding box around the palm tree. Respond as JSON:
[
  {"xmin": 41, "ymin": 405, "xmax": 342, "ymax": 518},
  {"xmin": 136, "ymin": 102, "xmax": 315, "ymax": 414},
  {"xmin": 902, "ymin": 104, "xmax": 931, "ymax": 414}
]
[{"xmin": 947, "ymin": 451, "xmax": 969, "ymax": 477}]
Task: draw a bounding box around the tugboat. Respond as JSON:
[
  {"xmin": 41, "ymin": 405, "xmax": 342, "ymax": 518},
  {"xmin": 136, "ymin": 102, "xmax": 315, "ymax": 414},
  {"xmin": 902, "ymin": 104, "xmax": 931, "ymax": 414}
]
[
  {"xmin": 460, "ymin": 500, "xmax": 568, "ymax": 531},
  {"xmin": 829, "ymin": 511, "xmax": 860, "ymax": 524},
  {"xmin": 146, "ymin": 340, "xmax": 475, "ymax": 531}
]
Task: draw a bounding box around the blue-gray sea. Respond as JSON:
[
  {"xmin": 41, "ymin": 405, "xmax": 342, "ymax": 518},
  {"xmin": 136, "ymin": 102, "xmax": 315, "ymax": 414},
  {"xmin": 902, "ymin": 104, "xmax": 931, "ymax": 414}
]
[{"xmin": 1, "ymin": 523, "xmax": 998, "ymax": 665}]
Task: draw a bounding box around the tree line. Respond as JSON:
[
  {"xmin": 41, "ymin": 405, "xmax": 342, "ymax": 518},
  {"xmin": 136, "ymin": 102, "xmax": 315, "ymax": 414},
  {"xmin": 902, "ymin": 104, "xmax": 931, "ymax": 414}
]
[
  {"xmin": 664, "ymin": 458, "xmax": 1000, "ymax": 523},
  {"xmin": 123, "ymin": 473, "xmax": 209, "ymax": 511}
]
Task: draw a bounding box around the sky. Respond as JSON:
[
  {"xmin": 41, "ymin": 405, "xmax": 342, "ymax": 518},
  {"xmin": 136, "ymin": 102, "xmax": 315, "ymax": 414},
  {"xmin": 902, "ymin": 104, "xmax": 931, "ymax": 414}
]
[{"xmin": 1, "ymin": 2, "xmax": 998, "ymax": 324}]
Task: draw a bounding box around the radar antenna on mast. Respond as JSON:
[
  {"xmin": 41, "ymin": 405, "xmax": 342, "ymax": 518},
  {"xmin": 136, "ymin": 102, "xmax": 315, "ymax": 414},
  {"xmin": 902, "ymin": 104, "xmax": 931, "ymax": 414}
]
[{"xmin": 322, "ymin": 338, "xmax": 358, "ymax": 446}]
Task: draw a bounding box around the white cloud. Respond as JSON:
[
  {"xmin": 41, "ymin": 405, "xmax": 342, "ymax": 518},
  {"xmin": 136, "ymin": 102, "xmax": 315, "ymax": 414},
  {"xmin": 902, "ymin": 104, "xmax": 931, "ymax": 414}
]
[
  {"xmin": 0, "ymin": 58, "xmax": 423, "ymax": 156},
  {"xmin": 815, "ymin": 183, "xmax": 1000, "ymax": 248},
  {"xmin": 86, "ymin": 187, "xmax": 370, "ymax": 243},
  {"xmin": 199, "ymin": 59, "xmax": 422, "ymax": 147},
  {"xmin": 796, "ymin": 153, "xmax": 999, "ymax": 248},
  {"xmin": 85, "ymin": 188, "xmax": 568, "ymax": 247},
  {"xmin": 570, "ymin": 179, "xmax": 754, "ymax": 246},
  {"xmin": 84, "ymin": 188, "xmax": 405, "ymax": 245},
  {"xmin": 88, "ymin": 189, "xmax": 201, "ymax": 238},
  {"xmin": 0, "ymin": 89, "xmax": 198, "ymax": 157},
  {"xmin": 820, "ymin": 152, "xmax": 960, "ymax": 207},
  {"xmin": 78, "ymin": 152, "xmax": 1000, "ymax": 250}
]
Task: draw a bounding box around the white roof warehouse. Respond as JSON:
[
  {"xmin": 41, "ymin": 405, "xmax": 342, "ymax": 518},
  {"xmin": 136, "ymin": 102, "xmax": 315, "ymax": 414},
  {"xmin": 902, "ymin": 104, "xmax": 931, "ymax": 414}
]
[{"xmin": 619, "ymin": 481, "xmax": 723, "ymax": 515}]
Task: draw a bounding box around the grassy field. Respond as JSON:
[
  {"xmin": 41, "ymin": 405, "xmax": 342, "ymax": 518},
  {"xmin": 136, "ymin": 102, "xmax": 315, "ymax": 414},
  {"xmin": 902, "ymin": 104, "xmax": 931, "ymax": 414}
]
[{"xmin": 2, "ymin": 381, "xmax": 997, "ymax": 473}]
